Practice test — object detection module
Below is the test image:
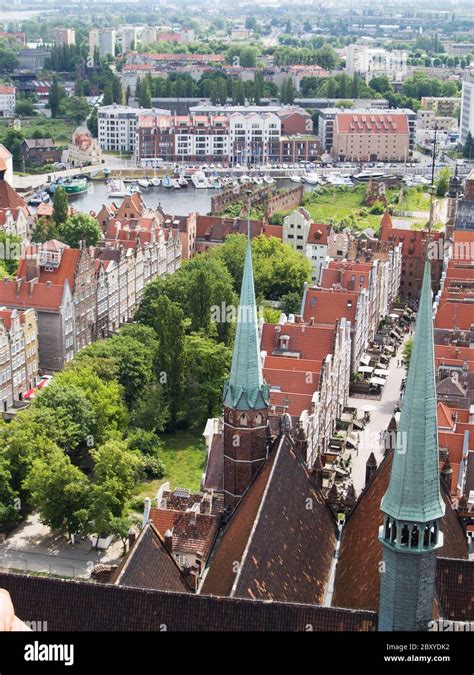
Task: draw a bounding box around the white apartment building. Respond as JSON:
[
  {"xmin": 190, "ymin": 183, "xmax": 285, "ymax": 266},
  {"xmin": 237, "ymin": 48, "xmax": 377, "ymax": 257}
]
[
  {"xmin": 98, "ymin": 104, "xmax": 149, "ymax": 153},
  {"xmin": 282, "ymin": 208, "xmax": 329, "ymax": 284},
  {"xmin": 228, "ymin": 112, "xmax": 281, "ymax": 164},
  {"xmin": 0, "ymin": 85, "xmax": 15, "ymax": 118},
  {"xmin": 346, "ymin": 44, "xmax": 408, "ymax": 83},
  {"xmin": 460, "ymin": 76, "xmax": 474, "ymax": 146},
  {"xmin": 89, "ymin": 28, "xmax": 116, "ymax": 59},
  {"xmin": 121, "ymin": 27, "xmax": 139, "ymax": 52}
]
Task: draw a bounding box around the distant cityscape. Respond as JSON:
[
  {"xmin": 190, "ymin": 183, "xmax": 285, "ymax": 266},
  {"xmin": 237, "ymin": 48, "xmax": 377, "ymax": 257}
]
[{"xmin": 0, "ymin": 0, "xmax": 472, "ymax": 659}]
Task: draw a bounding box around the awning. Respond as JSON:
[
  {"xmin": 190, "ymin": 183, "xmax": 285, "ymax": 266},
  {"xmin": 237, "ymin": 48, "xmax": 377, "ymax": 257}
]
[
  {"xmin": 389, "ymin": 313, "xmax": 399, "ymax": 319},
  {"xmin": 360, "ymin": 354, "xmax": 371, "ymax": 366},
  {"xmin": 370, "ymin": 376, "xmax": 386, "ymax": 386},
  {"xmin": 361, "ymin": 404, "xmax": 376, "ymax": 412},
  {"xmin": 385, "ymin": 345, "xmax": 395, "ymax": 352},
  {"xmin": 374, "ymin": 368, "xmax": 389, "ymax": 376},
  {"xmin": 358, "ymin": 365, "xmax": 374, "ymax": 373}
]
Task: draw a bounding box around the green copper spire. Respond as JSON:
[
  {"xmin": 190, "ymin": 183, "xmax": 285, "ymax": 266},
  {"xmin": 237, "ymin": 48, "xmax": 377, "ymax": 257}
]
[
  {"xmin": 223, "ymin": 235, "xmax": 269, "ymax": 410},
  {"xmin": 381, "ymin": 261, "xmax": 445, "ymax": 522}
]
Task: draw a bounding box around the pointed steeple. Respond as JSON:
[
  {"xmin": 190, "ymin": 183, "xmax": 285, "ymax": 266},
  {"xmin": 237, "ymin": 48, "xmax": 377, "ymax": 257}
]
[
  {"xmin": 223, "ymin": 234, "xmax": 269, "ymax": 410},
  {"xmin": 380, "ymin": 209, "xmax": 393, "ymax": 229},
  {"xmin": 378, "ymin": 261, "xmax": 445, "ymax": 632},
  {"xmin": 381, "ymin": 261, "xmax": 445, "ymax": 522}
]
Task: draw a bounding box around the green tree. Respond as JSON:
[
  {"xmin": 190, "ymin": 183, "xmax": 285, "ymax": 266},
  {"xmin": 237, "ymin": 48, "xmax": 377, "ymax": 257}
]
[
  {"xmin": 183, "ymin": 334, "xmax": 231, "ymax": 421},
  {"xmin": 49, "ymin": 75, "xmax": 61, "ymax": 118},
  {"xmin": 52, "ymin": 186, "xmax": 69, "ymax": 230},
  {"xmin": 463, "ymin": 132, "xmax": 474, "ymax": 160},
  {"xmin": 139, "ymin": 79, "xmax": 152, "ymax": 108},
  {"xmin": 15, "ymin": 99, "xmax": 35, "ymax": 116},
  {"xmin": 232, "ymin": 79, "xmax": 245, "ymax": 105},
  {"xmin": 403, "ymin": 336, "xmax": 413, "ymax": 369},
  {"xmin": 102, "ymin": 83, "xmax": 113, "ymax": 106},
  {"xmin": 152, "ymin": 297, "xmax": 185, "ymax": 431},
  {"xmin": 87, "ymin": 107, "xmax": 98, "ymax": 138},
  {"xmin": 24, "ymin": 450, "xmax": 89, "ymax": 538},
  {"xmin": 281, "ymin": 291, "xmax": 303, "ymax": 315},
  {"xmin": 64, "ymin": 96, "xmax": 90, "ymax": 125},
  {"xmin": 435, "ymin": 167, "xmax": 450, "ymax": 197},
  {"xmin": 58, "ymin": 212, "xmax": 102, "ymax": 248},
  {"xmin": 0, "ymin": 48, "xmax": 19, "ymax": 74},
  {"xmin": 2, "ymin": 129, "xmax": 24, "ymax": 167}
]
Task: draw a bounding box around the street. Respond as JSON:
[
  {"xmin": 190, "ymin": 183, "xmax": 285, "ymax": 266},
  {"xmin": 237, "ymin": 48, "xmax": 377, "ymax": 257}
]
[{"xmin": 349, "ymin": 340, "xmax": 408, "ymax": 496}]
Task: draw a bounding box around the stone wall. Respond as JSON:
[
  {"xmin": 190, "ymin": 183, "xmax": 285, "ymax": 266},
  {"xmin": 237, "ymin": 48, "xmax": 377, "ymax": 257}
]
[{"xmin": 211, "ymin": 183, "xmax": 304, "ymax": 219}]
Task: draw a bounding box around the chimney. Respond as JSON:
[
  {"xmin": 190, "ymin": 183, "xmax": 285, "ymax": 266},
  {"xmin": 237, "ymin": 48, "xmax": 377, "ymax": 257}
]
[
  {"xmin": 127, "ymin": 527, "xmax": 137, "ymax": 549},
  {"xmin": 25, "ymin": 256, "xmax": 39, "ymax": 282},
  {"xmin": 28, "ymin": 278, "xmax": 38, "ymax": 296},
  {"xmin": 164, "ymin": 529, "xmax": 173, "ymax": 553},
  {"xmin": 142, "ymin": 497, "xmax": 151, "ymax": 527},
  {"xmin": 441, "ymin": 457, "xmax": 453, "ymax": 494}
]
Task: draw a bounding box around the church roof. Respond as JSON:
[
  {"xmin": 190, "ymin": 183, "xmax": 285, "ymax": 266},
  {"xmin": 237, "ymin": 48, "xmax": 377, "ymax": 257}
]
[
  {"xmin": 332, "ymin": 452, "xmax": 468, "ymax": 613},
  {"xmin": 0, "ymin": 571, "xmax": 377, "ymax": 631},
  {"xmin": 223, "ymin": 234, "xmax": 269, "ymax": 410},
  {"xmin": 113, "ymin": 523, "xmax": 192, "ymax": 593},
  {"xmin": 201, "ymin": 434, "xmax": 337, "ymax": 604},
  {"xmin": 381, "ymin": 261, "xmax": 445, "ymax": 523}
]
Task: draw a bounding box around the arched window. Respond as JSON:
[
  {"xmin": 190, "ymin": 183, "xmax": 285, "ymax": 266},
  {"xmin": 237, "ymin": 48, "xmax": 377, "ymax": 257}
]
[
  {"xmin": 239, "ymin": 413, "xmax": 248, "ymax": 427},
  {"xmin": 400, "ymin": 523, "xmax": 409, "ymax": 547},
  {"xmin": 255, "ymin": 413, "xmax": 263, "ymax": 426},
  {"xmin": 410, "ymin": 525, "xmax": 419, "ymax": 549},
  {"xmin": 228, "ymin": 411, "xmax": 234, "ymax": 425}
]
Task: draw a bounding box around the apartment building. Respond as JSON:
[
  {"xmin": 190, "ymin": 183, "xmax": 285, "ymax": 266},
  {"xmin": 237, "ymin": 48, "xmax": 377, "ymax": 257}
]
[
  {"xmin": 98, "ymin": 105, "xmax": 159, "ymax": 154},
  {"xmin": 138, "ymin": 113, "xmax": 230, "ymax": 162},
  {"xmin": 0, "ymin": 85, "xmax": 15, "ymax": 118},
  {"xmin": 318, "ymin": 108, "xmax": 416, "ymax": 157},
  {"xmin": 282, "ymin": 208, "xmax": 329, "ymax": 283},
  {"xmin": 54, "ymin": 28, "xmax": 75, "ymax": 46},
  {"xmin": 345, "ymin": 44, "xmax": 408, "ymax": 83},
  {"xmin": 332, "ymin": 111, "xmax": 411, "ymax": 162},
  {"xmin": 421, "ymin": 97, "xmax": 459, "ymax": 117},
  {"xmin": 302, "ymin": 285, "xmax": 370, "ymax": 371},
  {"xmin": 89, "ymin": 28, "xmax": 116, "ymax": 59},
  {"xmin": 0, "ymin": 307, "xmax": 39, "ymax": 411},
  {"xmin": 460, "ymin": 76, "xmax": 474, "ymax": 146}
]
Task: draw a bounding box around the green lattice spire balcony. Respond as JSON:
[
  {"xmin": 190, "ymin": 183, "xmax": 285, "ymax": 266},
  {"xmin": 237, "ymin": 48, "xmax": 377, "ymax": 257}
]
[
  {"xmin": 381, "ymin": 261, "xmax": 445, "ymax": 523},
  {"xmin": 223, "ymin": 235, "xmax": 269, "ymax": 411}
]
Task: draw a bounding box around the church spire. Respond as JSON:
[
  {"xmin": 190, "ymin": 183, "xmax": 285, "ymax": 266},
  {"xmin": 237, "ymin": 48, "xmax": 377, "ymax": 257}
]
[
  {"xmin": 381, "ymin": 261, "xmax": 444, "ymax": 522},
  {"xmin": 223, "ymin": 233, "xmax": 269, "ymax": 410},
  {"xmin": 379, "ymin": 261, "xmax": 445, "ymax": 632}
]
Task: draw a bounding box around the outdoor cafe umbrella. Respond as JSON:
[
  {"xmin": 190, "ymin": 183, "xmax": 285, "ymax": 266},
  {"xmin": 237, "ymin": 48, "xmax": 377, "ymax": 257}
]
[{"xmin": 361, "ymin": 404, "xmax": 376, "ymax": 413}]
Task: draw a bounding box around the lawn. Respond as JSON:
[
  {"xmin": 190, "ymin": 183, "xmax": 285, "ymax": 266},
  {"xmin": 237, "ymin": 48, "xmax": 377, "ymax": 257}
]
[
  {"xmin": 300, "ymin": 185, "xmax": 433, "ymax": 232},
  {"xmin": 0, "ymin": 116, "xmax": 77, "ymax": 147},
  {"xmin": 303, "ymin": 185, "xmax": 391, "ymax": 231},
  {"xmin": 133, "ymin": 429, "xmax": 207, "ymax": 503}
]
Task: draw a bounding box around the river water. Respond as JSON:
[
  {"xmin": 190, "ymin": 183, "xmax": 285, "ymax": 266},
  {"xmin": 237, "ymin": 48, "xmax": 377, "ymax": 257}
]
[{"xmin": 66, "ymin": 179, "xmax": 303, "ymax": 217}]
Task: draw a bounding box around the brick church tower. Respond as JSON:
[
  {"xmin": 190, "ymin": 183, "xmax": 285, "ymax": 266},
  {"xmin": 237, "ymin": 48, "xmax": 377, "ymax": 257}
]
[{"xmin": 222, "ymin": 225, "xmax": 270, "ymax": 509}]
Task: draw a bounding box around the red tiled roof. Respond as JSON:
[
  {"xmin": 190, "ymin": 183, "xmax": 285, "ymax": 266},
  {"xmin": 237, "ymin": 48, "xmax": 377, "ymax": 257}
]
[
  {"xmin": 0, "ymin": 278, "xmax": 65, "ymax": 311},
  {"xmin": 437, "ymin": 402, "xmax": 456, "ymax": 430},
  {"xmin": 434, "ymin": 300, "xmax": 474, "ymax": 331},
  {"xmin": 149, "ymin": 508, "xmax": 218, "ymax": 561},
  {"xmin": 336, "ymin": 112, "xmax": 409, "ymax": 135},
  {"xmin": 17, "ymin": 247, "xmax": 81, "ymax": 290},
  {"xmin": 0, "ymin": 181, "xmax": 27, "ymax": 211},
  {"xmin": 303, "ymin": 288, "xmax": 358, "ymax": 325},
  {"xmin": 307, "ymin": 222, "xmax": 329, "ymax": 245},
  {"xmin": 261, "ymin": 321, "xmax": 335, "ymax": 361}
]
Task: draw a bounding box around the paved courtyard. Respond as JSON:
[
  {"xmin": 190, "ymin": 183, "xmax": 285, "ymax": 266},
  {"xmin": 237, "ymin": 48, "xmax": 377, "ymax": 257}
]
[
  {"xmin": 0, "ymin": 513, "xmax": 124, "ymax": 578},
  {"xmin": 349, "ymin": 339, "xmax": 409, "ymax": 496}
]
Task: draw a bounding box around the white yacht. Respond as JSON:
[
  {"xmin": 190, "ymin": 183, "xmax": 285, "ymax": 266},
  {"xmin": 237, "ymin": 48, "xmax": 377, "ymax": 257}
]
[
  {"xmin": 263, "ymin": 175, "xmax": 275, "ymax": 185},
  {"xmin": 192, "ymin": 172, "xmax": 209, "ymax": 188},
  {"xmin": 107, "ymin": 180, "xmax": 129, "ymax": 198}
]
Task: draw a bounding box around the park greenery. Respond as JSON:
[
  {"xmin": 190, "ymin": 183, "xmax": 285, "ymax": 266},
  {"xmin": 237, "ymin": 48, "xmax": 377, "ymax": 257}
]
[{"xmin": 0, "ymin": 235, "xmax": 311, "ymax": 537}]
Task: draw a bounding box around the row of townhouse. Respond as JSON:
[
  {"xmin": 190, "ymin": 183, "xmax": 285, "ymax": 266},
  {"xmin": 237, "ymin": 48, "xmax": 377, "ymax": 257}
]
[
  {"xmin": 0, "ymin": 306, "xmax": 38, "ymax": 412},
  {"xmin": 0, "ymin": 197, "xmax": 182, "ymax": 371},
  {"xmin": 260, "ymin": 314, "xmax": 352, "ymax": 466},
  {"xmin": 98, "ymin": 104, "xmax": 319, "ymax": 163}
]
